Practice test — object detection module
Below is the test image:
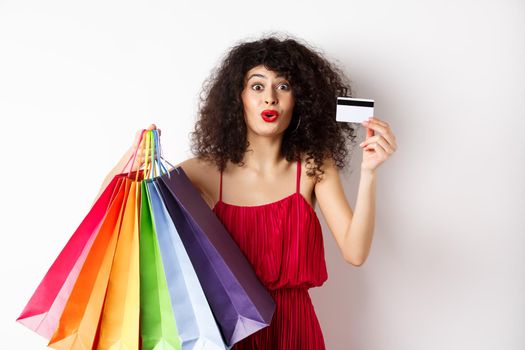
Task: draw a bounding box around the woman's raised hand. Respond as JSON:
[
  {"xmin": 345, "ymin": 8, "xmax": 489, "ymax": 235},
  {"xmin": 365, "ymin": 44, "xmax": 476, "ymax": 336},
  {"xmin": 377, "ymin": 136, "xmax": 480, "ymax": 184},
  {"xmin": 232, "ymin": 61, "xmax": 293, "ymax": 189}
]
[
  {"xmin": 129, "ymin": 123, "xmax": 161, "ymax": 172},
  {"xmin": 359, "ymin": 117, "xmax": 397, "ymax": 173},
  {"xmin": 93, "ymin": 123, "xmax": 160, "ymax": 204}
]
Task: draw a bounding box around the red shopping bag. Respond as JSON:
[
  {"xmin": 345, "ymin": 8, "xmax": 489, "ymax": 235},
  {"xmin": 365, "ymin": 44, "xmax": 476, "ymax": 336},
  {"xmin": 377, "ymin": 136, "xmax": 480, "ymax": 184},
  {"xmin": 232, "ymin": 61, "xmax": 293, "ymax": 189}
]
[{"xmin": 17, "ymin": 176, "xmax": 122, "ymax": 339}]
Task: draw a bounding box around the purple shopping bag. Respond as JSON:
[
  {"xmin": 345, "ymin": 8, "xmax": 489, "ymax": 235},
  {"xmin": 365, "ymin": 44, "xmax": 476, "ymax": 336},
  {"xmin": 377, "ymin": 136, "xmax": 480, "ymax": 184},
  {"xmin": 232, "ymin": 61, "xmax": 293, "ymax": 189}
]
[{"xmin": 154, "ymin": 167, "xmax": 275, "ymax": 347}]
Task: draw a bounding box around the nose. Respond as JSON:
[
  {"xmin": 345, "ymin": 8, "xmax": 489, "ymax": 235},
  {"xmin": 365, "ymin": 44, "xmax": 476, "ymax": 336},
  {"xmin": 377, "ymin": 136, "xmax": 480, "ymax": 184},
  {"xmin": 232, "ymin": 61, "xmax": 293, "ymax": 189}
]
[{"xmin": 264, "ymin": 88, "xmax": 278, "ymax": 105}]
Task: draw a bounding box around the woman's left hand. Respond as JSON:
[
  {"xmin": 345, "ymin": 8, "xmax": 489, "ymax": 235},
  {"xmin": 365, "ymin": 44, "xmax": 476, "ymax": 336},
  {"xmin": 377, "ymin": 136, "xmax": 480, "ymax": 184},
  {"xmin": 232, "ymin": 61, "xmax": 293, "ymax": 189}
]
[{"xmin": 359, "ymin": 116, "xmax": 397, "ymax": 172}]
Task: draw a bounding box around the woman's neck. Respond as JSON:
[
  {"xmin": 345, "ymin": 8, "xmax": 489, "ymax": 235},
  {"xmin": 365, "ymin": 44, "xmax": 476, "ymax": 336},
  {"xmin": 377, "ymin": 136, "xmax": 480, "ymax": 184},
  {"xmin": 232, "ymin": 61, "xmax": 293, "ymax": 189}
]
[{"xmin": 242, "ymin": 133, "xmax": 286, "ymax": 174}]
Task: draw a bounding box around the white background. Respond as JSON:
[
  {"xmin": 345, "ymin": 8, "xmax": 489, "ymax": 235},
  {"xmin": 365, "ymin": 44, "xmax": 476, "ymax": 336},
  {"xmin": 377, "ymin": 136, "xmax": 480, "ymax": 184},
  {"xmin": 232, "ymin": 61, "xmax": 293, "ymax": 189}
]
[{"xmin": 1, "ymin": 0, "xmax": 524, "ymax": 349}]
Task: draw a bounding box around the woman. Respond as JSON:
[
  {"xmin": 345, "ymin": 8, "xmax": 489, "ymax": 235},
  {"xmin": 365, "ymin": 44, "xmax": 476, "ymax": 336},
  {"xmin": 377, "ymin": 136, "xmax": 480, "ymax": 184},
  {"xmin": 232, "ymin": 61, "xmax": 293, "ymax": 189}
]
[{"xmin": 99, "ymin": 35, "xmax": 397, "ymax": 349}]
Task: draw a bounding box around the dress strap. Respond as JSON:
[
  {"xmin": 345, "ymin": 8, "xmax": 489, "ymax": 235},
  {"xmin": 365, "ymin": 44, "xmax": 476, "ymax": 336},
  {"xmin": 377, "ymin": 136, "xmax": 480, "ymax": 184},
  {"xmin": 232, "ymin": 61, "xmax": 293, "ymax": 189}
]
[
  {"xmin": 296, "ymin": 157, "xmax": 301, "ymax": 193},
  {"xmin": 219, "ymin": 169, "xmax": 223, "ymax": 202}
]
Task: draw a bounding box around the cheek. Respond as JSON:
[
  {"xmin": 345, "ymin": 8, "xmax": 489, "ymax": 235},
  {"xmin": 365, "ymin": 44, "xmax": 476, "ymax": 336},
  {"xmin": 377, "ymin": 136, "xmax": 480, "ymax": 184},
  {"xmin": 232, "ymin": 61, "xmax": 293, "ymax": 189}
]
[
  {"xmin": 242, "ymin": 94, "xmax": 258, "ymax": 111},
  {"xmin": 284, "ymin": 95, "xmax": 295, "ymax": 110}
]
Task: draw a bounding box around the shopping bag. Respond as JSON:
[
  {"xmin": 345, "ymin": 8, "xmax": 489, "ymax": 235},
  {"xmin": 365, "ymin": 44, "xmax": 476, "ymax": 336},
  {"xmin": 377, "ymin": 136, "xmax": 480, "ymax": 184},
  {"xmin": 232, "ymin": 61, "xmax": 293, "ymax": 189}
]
[
  {"xmin": 16, "ymin": 176, "xmax": 122, "ymax": 339},
  {"xmin": 19, "ymin": 128, "xmax": 273, "ymax": 349},
  {"xmin": 96, "ymin": 179, "xmax": 141, "ymax": 349},
  {"xmin": 48, "ymin": 177, "xmax": 132, "ymax": 349},
  {"xmin": 147, "ymin": 181, "xmax": 227, "ymax": 350},
  {"xmin": 155, "ymin": 169, "xmax": 275, "ymax": 347},
  {"xmin": 95, "ymin": 134, "xmax": 150, "ymax": 349},
  {"xmin": 139, "ymin": 180, "xmax": 181, "ymax": 350}
]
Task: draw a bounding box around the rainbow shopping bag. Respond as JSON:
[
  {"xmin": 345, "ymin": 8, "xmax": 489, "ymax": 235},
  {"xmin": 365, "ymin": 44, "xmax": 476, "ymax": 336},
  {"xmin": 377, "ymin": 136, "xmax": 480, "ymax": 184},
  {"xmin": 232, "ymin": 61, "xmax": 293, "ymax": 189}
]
[{"xmin": 18, "ymin": 129, "xmax": 273, "ymax": 349}]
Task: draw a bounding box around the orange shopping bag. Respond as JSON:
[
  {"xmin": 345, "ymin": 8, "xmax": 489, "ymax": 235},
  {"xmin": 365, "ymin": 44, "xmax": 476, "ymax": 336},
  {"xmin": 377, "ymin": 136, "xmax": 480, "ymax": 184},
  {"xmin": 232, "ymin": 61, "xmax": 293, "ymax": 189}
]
[
  {"xmin": 48, "ymin": 177, "xmax": 132, "ymax": 349},
  {"xmin": 96, "ymin": 179, "xmax": 140, "ymax": 349}
]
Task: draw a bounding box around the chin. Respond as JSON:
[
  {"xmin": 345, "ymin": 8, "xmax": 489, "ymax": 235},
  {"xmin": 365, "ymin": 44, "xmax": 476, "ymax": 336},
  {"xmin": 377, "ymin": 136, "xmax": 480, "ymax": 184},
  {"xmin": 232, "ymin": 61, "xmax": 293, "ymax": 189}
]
[{"xmin": 249, "ymin": 126, "xmax": 286, "ymax": 137}]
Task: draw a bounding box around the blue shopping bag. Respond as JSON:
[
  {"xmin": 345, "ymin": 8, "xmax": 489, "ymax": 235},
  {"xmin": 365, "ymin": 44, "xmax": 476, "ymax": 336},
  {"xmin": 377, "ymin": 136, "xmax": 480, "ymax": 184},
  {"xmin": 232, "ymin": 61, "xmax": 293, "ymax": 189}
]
[{"xmin": 146, "ymin": 181, "xmax": 227, "ymax": 350}]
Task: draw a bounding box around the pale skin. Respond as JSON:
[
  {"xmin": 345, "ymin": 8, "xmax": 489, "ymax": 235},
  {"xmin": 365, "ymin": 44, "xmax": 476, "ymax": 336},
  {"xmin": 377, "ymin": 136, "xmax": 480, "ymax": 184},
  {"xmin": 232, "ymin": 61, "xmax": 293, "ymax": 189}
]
[{"xmin": 97, "ymin": 65, "xmax": 398, "ymax": 267}]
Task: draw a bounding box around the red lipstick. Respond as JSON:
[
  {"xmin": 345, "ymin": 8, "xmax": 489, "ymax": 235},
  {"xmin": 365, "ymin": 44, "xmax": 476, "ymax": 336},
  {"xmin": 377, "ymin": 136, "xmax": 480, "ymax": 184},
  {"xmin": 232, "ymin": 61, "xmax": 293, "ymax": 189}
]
[{"xmin": 261, "ymin": 109, "xmax": 280, "ymax": 122}]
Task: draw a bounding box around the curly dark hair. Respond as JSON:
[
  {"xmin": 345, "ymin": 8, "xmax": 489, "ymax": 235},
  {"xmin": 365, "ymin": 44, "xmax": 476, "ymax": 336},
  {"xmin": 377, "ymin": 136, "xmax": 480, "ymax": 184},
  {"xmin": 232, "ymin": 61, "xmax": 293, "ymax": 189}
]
[{"xmin": 189, "ymin": 33, "xmax": 357, "ymax": 182}]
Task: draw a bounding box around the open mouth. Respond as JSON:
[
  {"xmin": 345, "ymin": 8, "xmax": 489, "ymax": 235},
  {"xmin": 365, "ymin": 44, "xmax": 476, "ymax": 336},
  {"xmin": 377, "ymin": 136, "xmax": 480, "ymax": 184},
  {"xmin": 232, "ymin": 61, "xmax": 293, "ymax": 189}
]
[{"xmin": 261, "ymin": 110, "xmax": 280, "ymax": 122}]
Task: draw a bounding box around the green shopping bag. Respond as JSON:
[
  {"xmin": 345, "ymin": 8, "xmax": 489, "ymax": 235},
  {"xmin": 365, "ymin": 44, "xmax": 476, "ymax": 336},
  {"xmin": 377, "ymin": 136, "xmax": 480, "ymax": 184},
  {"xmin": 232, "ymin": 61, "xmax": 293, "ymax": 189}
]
[{"xmin": 139, "ymin": 181, "xmax": 181, "ymax": 349}]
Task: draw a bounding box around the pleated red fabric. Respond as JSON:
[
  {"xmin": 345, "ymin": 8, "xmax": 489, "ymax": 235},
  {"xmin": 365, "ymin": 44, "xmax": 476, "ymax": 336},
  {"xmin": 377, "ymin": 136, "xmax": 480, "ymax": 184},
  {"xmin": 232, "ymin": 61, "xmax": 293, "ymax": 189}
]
[{"xmin": 212, "ymin": 158, "xmax": 328, "ymax": 349}]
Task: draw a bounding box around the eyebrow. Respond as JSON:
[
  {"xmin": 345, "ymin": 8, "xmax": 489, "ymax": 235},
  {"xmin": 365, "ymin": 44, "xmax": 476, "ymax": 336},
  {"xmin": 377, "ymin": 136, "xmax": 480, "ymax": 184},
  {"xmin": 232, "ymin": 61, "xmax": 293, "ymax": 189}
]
[{"xmin": 246, "ymin": 73, "xmax": 286, "ymax": 82}]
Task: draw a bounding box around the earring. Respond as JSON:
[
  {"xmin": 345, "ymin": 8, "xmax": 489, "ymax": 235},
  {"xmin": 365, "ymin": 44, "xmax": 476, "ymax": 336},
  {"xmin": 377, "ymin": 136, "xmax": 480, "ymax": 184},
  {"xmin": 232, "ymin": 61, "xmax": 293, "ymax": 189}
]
[{"xmin": 291, "ymin": 116, "xmax": 301, "ymax": 133}]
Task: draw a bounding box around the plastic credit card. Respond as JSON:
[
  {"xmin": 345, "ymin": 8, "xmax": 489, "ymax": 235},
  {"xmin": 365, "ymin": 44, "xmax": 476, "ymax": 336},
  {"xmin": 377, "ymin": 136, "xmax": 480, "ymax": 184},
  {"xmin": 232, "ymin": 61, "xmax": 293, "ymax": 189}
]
[{"xmin": 336, "ymin": 97, "xmax": 374, "ymax": 123}]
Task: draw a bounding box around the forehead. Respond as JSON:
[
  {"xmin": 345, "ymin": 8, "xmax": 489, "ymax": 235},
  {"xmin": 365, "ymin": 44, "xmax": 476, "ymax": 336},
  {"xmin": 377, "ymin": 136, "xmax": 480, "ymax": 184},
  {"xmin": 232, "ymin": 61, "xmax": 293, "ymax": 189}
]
[{"xmin": 245, "ymin": 65, "xmax": 286, "ymax": 81}]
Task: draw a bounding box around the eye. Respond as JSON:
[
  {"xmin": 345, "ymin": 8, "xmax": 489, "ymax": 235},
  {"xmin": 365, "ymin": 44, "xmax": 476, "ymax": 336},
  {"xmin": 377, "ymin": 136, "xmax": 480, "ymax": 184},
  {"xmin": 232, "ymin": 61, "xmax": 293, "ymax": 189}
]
[
  {"xmin": 278, "ymin": 83, "xmax": 291, "ymax": 90},
  {"xmin": 251, "ymin": 83, "xmax": 264, "ymax": 91}
]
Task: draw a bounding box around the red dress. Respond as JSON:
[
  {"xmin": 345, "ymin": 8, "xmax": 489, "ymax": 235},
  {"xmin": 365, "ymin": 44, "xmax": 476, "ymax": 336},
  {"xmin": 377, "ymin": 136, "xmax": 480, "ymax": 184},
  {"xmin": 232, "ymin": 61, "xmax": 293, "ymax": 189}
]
[{"xmin": 212, "ymin": 158, "xmax": 328, "ymax": 349}]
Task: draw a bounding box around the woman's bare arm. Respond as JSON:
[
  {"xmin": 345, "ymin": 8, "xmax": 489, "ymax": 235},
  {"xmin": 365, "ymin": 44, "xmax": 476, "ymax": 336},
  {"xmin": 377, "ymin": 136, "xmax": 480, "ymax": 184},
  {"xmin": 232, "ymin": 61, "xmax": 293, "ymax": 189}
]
[
  {"xmin": 314, "ymin": 157, "xmax": 376, "ymax": 267},
  {"xmin": 91, "ymin": 124, "xmax": 158, "ymax": 204},
  {"xmin": 315, "ymin": 117, "xmax": 397, "ymax": 266}
]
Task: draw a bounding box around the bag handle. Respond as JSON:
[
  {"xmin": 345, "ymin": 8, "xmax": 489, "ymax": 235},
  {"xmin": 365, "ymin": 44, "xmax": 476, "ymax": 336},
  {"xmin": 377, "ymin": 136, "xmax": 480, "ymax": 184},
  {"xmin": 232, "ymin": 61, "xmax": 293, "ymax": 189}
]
[
  {"xmin": 144, "ymin": 130, "xmax": 152, "ymax": 179},
  {"xmin": 120, "ymin": 128, "xmax": 177, "ymax": 180},
  {"xmin": 146, "ymin": 129, "xmax": 175, "ymax": 179},
  {"xmin": 153, "ymin": 129, "xmax": 176, "ymax": 176},
  {"xmin": 154, "ymin": 130, "xmax": 168, "ymax": 176},
  {"xmin": 119, "ymin": 129, "xmax": 147, "ymax": 176}
]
